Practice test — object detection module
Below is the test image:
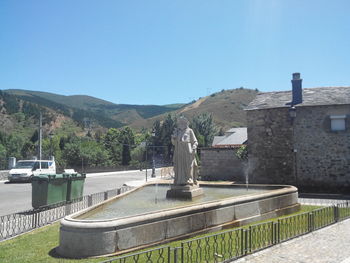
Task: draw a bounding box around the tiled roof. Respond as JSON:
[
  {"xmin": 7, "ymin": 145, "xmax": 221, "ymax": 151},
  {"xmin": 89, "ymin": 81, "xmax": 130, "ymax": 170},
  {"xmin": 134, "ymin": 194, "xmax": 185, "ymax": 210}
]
[
  {"xmin": 246, "ymin": 87, "xmax": 350, "ymax": 110},
  {"xmin": 212, "ymin": 127, "xmax": 247, "ymax": 147}
]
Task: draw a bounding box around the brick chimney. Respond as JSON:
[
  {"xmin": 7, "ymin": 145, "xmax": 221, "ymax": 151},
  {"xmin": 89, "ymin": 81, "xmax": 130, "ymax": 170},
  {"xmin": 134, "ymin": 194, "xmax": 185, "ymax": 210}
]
[{"xmin": 291, "ymin": 73, "xmax": 302, "ymax": 105}]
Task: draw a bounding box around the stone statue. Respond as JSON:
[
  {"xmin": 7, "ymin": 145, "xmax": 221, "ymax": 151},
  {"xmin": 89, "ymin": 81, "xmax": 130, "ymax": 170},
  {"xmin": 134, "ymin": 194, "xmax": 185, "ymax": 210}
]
[
  {"xmin": 167, "ymin": 117, "xmax": 203, "ymax": 199},
  {"xmin": 172, "ymin": 117, "xmax": 199, "ymax": 185}
]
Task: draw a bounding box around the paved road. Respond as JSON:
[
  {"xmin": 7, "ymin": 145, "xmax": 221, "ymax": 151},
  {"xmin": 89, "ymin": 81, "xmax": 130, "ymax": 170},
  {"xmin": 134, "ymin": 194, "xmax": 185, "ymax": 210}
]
[
  {"xmin": 233, "ymin": 218, "xmax": 350, "ymax": 263},
  {"xmin": 0, "ymin": 169, "xmax": 161, "ymax": 216}
]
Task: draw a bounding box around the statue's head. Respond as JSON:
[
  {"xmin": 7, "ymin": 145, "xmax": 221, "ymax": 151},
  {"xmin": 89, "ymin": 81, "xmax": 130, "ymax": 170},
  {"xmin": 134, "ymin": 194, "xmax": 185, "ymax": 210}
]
[{"xmin": 177, "ymin": 116, "xmax": 189, "ymax": 130}]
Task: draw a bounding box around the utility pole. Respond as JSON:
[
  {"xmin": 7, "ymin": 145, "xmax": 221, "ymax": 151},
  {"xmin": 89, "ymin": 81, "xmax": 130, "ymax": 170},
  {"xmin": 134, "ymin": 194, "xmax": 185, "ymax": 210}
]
[{"xmin": 39, "ymin": 112, "xmax": 42, "ymax": 169}]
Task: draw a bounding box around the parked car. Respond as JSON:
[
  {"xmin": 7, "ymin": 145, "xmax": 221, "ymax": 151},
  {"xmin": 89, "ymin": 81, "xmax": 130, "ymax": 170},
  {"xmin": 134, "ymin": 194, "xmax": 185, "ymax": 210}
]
[{"xmin": 8, "ymin": 160, "xmax": 56, "ymax": 182}]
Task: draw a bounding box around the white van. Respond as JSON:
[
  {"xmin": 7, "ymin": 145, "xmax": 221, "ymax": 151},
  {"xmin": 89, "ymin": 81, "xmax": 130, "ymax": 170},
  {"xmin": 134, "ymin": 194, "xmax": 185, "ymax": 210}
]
[{"xmin": 8, "ymin": 160, "xmax": 56, "ymax": 182}]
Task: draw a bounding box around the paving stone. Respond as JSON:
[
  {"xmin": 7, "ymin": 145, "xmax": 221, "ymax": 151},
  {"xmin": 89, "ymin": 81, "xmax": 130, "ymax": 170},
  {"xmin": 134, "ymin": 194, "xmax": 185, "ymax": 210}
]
[{"xmin": 233, "ymin": 218, "xmax": 350, "ymax": 263}]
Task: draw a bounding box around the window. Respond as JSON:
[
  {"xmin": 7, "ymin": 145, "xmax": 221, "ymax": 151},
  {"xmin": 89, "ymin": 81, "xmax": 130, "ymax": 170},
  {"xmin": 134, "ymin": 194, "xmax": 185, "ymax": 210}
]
[
  {"xmin": 33, "ymin": 162, "xmax": 40, "ymax": 169},
  {"xmin": 330, "ymin": 115, "xmax": 346, "ymax": 131},
  {"xmin": 41, "ymin": 162, "xmax": 49, "ymax": 169}
]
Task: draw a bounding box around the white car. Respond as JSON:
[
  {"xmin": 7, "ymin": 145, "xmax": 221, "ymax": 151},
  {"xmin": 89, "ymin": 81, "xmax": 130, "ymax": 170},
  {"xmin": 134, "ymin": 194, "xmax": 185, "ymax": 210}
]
[{"xmin": 8, "ymin": 160, "xmax": 56, "ymax": 182}]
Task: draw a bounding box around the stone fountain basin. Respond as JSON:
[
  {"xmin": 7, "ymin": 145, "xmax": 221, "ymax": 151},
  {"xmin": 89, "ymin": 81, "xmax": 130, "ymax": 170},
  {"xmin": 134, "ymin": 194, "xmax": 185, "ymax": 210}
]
[{"xmin": 57, "ymin": 183, "xmax": 299, "ymax": 258}]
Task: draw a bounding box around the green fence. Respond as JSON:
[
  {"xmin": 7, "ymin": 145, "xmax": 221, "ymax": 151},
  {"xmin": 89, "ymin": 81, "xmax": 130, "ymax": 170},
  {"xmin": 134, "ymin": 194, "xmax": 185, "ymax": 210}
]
[{"xmin": 101, "ymin": 203, "xmax": 350, "ymax": 263}]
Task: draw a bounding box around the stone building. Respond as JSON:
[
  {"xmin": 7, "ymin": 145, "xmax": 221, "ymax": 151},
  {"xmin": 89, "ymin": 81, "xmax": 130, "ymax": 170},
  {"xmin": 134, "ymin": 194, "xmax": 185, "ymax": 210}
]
[
  {"xmin": 246, "ymin": 73, "xmax": 350, "ymax": 193},
  {"xmin": 200, "ymin": 128, "xmax": 247, "ymax": 181}
]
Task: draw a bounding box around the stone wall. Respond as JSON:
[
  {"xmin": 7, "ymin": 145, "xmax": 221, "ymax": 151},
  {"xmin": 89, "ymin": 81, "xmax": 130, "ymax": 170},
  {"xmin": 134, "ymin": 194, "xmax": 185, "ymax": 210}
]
[
  {"xmin": 247, "ymin": 104, "xmax": 350, "ymax": 193},
  {"xmin": 294, "ymin": 105, "xmax": 350, "ymax": 192},
  {"xmin": 200, "ymin": 148, "xmax": 246, "ymax": 181},
  {"xmin": 247, "ymin": 108, "xmax": 295, "ymax": 185}
]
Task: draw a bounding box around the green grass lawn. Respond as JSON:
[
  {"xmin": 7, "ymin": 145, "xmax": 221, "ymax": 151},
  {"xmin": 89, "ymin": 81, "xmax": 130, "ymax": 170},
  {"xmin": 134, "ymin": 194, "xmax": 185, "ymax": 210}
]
[{"xmin": 0, "ymin": 205, "xmax": 321, "ymax": 263}]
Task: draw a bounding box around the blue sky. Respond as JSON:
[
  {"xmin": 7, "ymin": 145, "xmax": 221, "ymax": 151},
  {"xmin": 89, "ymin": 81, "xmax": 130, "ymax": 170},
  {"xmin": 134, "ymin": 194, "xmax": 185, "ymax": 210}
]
[{"xmin": 1, "ymin": 0, "xmax": 350, "ymax": 105}]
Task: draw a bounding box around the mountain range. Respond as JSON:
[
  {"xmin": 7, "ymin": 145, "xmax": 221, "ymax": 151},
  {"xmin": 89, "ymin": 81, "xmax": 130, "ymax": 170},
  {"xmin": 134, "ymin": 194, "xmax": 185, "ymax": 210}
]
[{"xmin": 0, "ymin": 88, "xmax": 258, "ymax": 136}]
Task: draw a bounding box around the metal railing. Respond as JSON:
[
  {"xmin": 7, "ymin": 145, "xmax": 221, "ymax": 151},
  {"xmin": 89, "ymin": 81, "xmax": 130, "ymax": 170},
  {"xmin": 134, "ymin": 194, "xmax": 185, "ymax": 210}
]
[
  {"xmin": 0, "ymin": 185, "xmax": 133, "ymax": 241},
  {"xmin": 100, "ymin": 246, "xmax": 172, "ymax": 263},
  {"xmin": 102, "ymin": 202, "xmax": 350, "ymax": 263}
]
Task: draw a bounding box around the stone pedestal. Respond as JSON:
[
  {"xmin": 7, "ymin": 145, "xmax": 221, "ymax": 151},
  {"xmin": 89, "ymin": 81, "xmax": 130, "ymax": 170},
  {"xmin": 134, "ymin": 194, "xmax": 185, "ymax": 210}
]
[{"xmin": 166, "ymin": 184, "xmax": 204, "ymax": 199}]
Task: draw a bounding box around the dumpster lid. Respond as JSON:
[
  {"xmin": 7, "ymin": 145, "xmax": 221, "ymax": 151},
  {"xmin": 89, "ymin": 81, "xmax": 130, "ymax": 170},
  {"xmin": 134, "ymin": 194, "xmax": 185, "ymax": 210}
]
[
  {"xmin": 66, "ymin": 173, "xmax": 86, "ymax": 179},
  {"xmin": 31, "ymin": 174, "xmax": 69, "ymax": 181}
]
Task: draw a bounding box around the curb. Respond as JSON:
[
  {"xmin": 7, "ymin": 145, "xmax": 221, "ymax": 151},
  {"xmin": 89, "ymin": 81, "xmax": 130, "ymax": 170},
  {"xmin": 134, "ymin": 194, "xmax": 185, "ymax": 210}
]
[{"xmin": 86, "ymin": 168, "xmax": 163, "ymax": 178}]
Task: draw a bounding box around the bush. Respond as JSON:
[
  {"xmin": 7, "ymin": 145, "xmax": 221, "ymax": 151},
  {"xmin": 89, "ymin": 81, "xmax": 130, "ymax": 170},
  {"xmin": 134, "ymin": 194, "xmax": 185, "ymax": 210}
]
[{"xmin": 236, "ymin": 145, "xmax": 248, "ymax": 160}]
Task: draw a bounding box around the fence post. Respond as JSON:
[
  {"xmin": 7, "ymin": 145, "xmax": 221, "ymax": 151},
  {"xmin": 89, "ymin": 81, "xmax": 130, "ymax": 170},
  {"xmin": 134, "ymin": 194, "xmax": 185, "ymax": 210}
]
[
  {"xmin": 240, "ymin": 229, "xmax": 245, "ymax": 256},
  {"xmin": 334, "ymin": 205, "xmax": 339, "ymax": 222},
  {"xmin": 173, "ymin": 247, "xmax": 179, "ymax": 263},
  {"xmin": 181, "ymin": 243, "xmax": 184, "ymax": 263},
  {"xmin": 273, "ymin": 222, "xmax": 278, "ymax": 244},
  {"xmin": 32, "ymin": 211, "xmax": 38, "ymax": 228},
  {"xmin": 65, "ymin": 203, "xmax": 70, "ymax": 216},
  {"xmin": 248, "ymin": 226, "xmax": 252, "ymax": 254},
  {"xmin": 88, "ymin": 195, "xmax": 93, "ymax": 207},
  {"xmin": 308, "ymin": 212, "xmax": 314, "ymax": 232},
  {"xmin": 37, "ymin": 211, "xmax": 41, "ymax": 227},
  {"xmin": 242, "ymin": 229, "xmax": 249, "ymax": 255},
  {"xmin": 168, "ymin": 247, "xmax": 171, "ymax": 263}
]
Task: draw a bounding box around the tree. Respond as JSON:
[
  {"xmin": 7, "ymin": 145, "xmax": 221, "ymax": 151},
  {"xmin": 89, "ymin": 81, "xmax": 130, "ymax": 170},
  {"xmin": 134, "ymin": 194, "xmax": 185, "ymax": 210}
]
[
  {"xmin": 130, "ymin": 146, "xmax": 145, "ymax": 166},
  {"xmin": 160, "ymin": 114, "xmax": 176, "ymax": 161},
  {"xmin": 62, "ymin": 141, "xmax": 81, "ymax": 166},
  {"xmin": 21, "ymin": 142, "xmax": 36, "ymax": 159},
  {"xmin": 152, "ymin": 120, "xmax": 162, "ymax": 149},
  {"xmin": 104, "ymin": 128, "xmax": 122, "ymax": 165},
  {"xmin": 5, "ymin": 134, "xmax": 25, "ymax": 159},
  {"xmin": 0, "ymin": 143, "xmax": 7, "ymax": 169},
  {"xmin": 80, "ymin": 140, "xmax": 110, "ymax": 167},
  {"xmin": 191, "ymin": 113, "xmax": 218, "ymax": 147},
  {"xmin": 150, "ymin": 114, "xmax": 177, "ymax": 162},
  {"xmin": 119, "ymin": 127, "xmax": 135, "ymax": 166},
  {"xmin": 42, "ymin": 135, "xmax": 64, "ymax": 165},
  {"xmin": 63, "ymin": 138, "xmax": 109, "ymax": 167}
]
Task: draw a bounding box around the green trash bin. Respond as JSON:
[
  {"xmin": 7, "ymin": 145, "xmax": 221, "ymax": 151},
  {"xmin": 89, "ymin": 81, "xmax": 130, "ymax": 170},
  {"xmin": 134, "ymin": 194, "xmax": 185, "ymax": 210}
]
[
  {"xmin": 31, "ymin": 174, "xmax": 69, "ymax": 209},
  {"xmin": 66, "ymin": 173, "xmax": 86, "ymax": 202}
]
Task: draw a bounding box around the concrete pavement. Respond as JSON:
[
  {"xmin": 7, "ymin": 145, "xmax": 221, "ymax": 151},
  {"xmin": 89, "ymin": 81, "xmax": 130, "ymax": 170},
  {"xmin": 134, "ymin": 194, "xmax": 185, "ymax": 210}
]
[{"xmin": 233, "ymin": 218, "xmax": 350, "ymax": 263}]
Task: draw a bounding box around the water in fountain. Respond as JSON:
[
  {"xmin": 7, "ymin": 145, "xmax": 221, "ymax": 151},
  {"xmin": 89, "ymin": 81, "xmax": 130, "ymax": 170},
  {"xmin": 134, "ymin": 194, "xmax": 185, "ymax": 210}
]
[{"xmin": 80, "ymin": 185, "xmax": 270, "ymax": 220}]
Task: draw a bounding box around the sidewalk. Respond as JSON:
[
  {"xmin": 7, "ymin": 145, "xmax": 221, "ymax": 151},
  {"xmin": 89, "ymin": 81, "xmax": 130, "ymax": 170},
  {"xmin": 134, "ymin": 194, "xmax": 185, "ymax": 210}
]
[{"xmin": 233, "ymin": 218, "xmax": 350, "ymax": 263}]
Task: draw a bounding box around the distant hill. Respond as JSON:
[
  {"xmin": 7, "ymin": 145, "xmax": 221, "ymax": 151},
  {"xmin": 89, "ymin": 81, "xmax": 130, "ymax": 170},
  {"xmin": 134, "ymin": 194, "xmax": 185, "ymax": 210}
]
[
  {"xmin": 3, "ymin": 89, "xmax": 184, "ymax": 129},
  {"xmin": 1, "ymin": 88, "xmax": 257, "ymax": 137},
  {"xmin": 130, "ymin": 88, "xmax": 258, "ymax": 130},
  {"xmin": 0, "ymin": 90, "xmax": 82, "ymax": 138}
]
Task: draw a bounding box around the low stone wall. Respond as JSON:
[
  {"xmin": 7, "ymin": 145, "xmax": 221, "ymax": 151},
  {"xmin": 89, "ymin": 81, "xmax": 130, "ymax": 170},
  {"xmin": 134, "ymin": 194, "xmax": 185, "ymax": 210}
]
[
  {"xmin": 200, "ymin": 148, "xmax": 246, "ymax": 182},
  {"xmin": 58, "ymin": 184, "xmax": 299, "ymax": 258},
  {"xmin": 0, "ymin": 170, "xmax": 9, "ymax": 181}
]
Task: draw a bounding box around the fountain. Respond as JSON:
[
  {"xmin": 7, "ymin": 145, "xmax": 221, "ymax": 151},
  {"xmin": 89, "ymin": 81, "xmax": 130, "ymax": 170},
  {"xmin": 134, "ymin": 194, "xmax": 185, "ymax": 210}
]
[{"xmin": 57, "ymin": 118, "xmax": 300, "ymax": 258}]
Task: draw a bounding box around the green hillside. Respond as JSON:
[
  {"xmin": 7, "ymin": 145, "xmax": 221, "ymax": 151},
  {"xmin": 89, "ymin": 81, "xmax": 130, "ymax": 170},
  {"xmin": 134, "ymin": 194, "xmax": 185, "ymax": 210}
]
[
  {"xmin": 1, "ymin": 88, "xmax": 258, "ymax": 134},
  {"xmin": 130, "ymin": 88, "xmax": 258, "ymax": 130},
  {"xmin": 5, "ymin": 89, "xmax": 114, "ymax": 109},
  {"xmin": 4, "ymin": 89, "xmax": 183, "ymax": 128}
]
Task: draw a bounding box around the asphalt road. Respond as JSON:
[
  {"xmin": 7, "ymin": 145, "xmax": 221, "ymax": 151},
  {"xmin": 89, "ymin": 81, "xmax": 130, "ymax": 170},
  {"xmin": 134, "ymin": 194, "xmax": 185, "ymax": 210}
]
[{"xmin": 0, "ymin": 169, "xmax": 160, "ymax": 216}]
